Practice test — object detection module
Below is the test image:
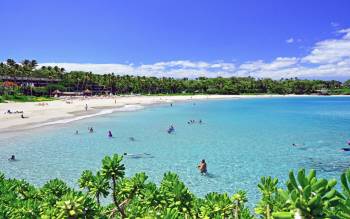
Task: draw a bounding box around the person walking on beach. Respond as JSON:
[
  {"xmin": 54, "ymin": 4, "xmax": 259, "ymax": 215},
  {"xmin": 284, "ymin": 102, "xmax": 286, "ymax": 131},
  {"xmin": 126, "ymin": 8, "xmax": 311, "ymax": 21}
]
[
  {"xmin": 198, "ymin": 159, "xmax": 207, "ymax": 175},
  {"xmin": 85, "ymin": 104, "xmax": 88, "ymax": 111}
]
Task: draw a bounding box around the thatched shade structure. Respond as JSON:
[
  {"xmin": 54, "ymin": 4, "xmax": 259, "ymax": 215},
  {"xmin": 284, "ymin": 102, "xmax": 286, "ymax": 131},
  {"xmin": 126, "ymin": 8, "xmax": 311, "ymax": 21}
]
[
  {"xmin": 52, "ymin": 89, "xmax": 62, "ymax": 97},
  {"xmin": 83, "ymin": 89, "xmax": 92, "ymax": 96},
  {"xmin": 52, "ymin": 90, "xmax": 62, "ymax": 95}
]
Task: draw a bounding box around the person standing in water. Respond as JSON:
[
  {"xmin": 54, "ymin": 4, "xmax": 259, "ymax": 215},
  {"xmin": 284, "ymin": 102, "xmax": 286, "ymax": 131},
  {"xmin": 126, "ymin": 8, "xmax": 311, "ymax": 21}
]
[
  {"xmin": 108, "ymin": 130, "xmax": 113, "ymax": 138},
  {"xmin": 198, "ymin": 159, "xmax": 207, "ymax": 174}
]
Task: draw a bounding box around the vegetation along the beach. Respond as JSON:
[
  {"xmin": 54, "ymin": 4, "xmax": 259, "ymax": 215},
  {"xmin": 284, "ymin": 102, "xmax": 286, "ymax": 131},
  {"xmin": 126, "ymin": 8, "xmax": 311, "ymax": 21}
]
[
  {"xmin": 1, "ymin": 154, "xmax": 350, "ymax": 218},
  {"xmin": 1, "ymin": 59, "xmax": 350, "ymax": 101}
]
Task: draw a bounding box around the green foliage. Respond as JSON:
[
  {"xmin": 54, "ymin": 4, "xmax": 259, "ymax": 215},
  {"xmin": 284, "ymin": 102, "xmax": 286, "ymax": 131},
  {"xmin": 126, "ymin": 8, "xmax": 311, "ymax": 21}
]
[
  {"xmin": 1, "ymin": 155, "xmax": 350, "ymax": 218},
  {"xmin": 0, "ymin": 94, "xmax": 55, "ymax": 102},
  {"xmin": 1, "ymin": 58, "xmax": 349, "ymax": 96}
]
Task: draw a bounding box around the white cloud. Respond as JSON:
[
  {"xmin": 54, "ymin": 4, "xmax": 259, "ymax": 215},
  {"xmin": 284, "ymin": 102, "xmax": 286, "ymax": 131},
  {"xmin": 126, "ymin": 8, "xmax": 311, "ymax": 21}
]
[
  {"xmin": 39, "ymin": 60, "xmax": 236, "ymax": 78},
  {"xmin": 302, "ymin": 28, "xmax": 350, "ymax": 64},
  {"xmin": 286, "ymin": 38, "xmax": 294, "ymax": 43},
  {"xmin": 38, "ymin": 27, "xmax": 350, "ymax": 79},
  {"xmin": 39, "ymin": 63, "xmax": 135, "ymax": 75},
  {"xmin": 331, "ymin": 22, "xmax": 339, "ymax": 27}
]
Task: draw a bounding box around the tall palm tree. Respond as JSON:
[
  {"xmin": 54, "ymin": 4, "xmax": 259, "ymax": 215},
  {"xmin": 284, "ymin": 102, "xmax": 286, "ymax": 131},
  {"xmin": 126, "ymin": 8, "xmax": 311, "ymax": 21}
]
[
  {"xmin": 30, "ymin": 60, "xmax": 38, "ymax": 68},
  {"xmin": 6, "ymin": 59, "xmax": 16, "ymax": 67}
]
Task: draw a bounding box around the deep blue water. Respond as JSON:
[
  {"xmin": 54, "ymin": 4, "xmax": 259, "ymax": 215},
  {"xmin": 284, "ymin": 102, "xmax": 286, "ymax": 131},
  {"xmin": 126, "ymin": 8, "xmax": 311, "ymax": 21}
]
[{"xmin": 1, "ymin": 97, "xmax": 350, "ymax": 204}]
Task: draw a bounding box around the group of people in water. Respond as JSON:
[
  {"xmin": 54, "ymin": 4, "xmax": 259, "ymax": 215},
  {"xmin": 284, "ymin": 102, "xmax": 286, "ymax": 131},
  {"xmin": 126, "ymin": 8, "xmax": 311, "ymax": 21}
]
[
  {"xmin": 74, "ymin": 127, "xmax": 139, "ymax": 142},
  {"xmin": 187, "ymin": 119, "xmax": 202, "ymax": 125},
  {"xmin": 292, "ymin": 140, "xmax": 350, "ymax": 153}
]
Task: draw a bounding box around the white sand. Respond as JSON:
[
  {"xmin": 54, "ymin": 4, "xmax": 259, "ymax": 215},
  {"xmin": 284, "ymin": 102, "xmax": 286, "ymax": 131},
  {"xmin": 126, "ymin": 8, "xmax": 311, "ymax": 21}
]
[{"xmin": 0, "ymin": 94, "xmax": 330, "ymax": 132}]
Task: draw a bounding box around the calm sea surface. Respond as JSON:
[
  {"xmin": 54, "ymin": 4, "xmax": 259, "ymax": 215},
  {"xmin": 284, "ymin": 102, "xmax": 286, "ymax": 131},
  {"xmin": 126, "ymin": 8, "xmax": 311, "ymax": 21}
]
[{"xmin": 1, "ymin": 97, "xmax": 350, "ymax": 204}]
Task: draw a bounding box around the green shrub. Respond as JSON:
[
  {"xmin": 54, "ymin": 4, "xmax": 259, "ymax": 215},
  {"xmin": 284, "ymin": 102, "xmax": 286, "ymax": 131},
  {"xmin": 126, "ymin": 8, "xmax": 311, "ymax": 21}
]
[{"xmin": 1, "ymin": 154, "xmax": 349, "ymax": 218}]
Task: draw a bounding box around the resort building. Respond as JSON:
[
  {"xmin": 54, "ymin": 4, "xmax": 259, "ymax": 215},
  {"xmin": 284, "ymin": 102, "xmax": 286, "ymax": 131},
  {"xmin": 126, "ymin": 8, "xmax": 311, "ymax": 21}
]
[{"xmin": 0, "ymin": 76, "xmax": 61, "ymax": 87}]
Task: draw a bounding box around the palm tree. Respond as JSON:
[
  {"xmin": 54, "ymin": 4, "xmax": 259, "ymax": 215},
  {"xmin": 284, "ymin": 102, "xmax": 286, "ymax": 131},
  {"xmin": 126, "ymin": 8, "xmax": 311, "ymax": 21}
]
[
  {"xmin": 6, "ymin": 59, "xmax": 16, "ymax": 67},
  {"xmin": 101, "ymin": 154, "xmax": 126, "ymax": 218},
  {"xmin": 31, "ymin": 60, "xmax": 38, "ymax": 68}
]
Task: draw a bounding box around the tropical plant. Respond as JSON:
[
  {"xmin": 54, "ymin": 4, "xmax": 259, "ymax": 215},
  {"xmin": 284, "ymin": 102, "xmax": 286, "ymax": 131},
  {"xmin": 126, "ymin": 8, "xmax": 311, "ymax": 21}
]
[{"xmin": 1, "ymin": 155, "xmax": 350, "ymax": 218}]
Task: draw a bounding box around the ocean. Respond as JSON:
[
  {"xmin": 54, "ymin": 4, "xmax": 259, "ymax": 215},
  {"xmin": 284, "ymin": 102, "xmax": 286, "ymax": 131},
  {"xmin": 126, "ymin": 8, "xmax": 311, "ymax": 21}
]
[{"xmin": 1, "ymin": 96, "xmax": 350, "ymax": 204}]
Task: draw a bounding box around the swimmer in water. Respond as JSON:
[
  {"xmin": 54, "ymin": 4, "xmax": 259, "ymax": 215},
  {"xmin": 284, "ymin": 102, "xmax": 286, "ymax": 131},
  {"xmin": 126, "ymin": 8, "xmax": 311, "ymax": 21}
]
[
  {"xmin": 123, "ymin": 152, "xmax": 152, "ymax": 158},
  {"xmin": 89, "ymin": 127, "xmax": 94, "ymax": 133},
  {"xmin": 167, "ymin": 125, "xmax": 175, "ymax": 133},
  {"xmin": 75, "ymin": 130, "xmax": 79, "ymax": 135},
  {"xmin": 129, "ymin": 137, "xmax": 135, "ymax": 141},
  {"xmin": 108, "ymin": 130, "xmax": 113, "ymax": 138},
  {"xmin": 8, "ymin": 155, "xmax": 16, "ymax": 161}
]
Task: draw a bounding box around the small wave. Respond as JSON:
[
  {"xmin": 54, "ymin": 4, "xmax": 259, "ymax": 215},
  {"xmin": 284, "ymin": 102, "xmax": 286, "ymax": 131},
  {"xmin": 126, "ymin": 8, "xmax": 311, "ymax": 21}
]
[{"xmin": 34, "ymin": 104, "xmax": 144, "ymax": 127}]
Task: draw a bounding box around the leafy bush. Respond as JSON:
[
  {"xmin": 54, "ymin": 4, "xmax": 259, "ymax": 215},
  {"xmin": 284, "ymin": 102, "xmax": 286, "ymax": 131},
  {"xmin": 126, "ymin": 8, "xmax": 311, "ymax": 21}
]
[
  {"xmin": 0, "ymin": 155, "xmax": 349, "ymax": 218},
  {"xmin": 0, "ymin": 95, "xmax": 54, "ymax": 103}
]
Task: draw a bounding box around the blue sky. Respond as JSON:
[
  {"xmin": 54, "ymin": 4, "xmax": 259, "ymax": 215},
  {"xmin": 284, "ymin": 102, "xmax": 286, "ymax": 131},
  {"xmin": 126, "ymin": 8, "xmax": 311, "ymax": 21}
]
[{"xmin": 1, "ymin": 0, "xmax": 350, "ymax": 79}]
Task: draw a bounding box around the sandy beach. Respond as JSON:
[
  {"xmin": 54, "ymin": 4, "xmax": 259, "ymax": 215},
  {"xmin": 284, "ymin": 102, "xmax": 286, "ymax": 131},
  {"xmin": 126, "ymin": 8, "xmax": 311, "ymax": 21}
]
[{"xmin": 0, "ymin": 94, "xmax": 335, "ymax": 133}]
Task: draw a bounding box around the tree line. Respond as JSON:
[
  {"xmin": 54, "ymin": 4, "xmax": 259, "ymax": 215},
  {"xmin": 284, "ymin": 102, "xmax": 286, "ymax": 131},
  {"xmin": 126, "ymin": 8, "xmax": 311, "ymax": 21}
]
[
  {"xmin": 1, "ymin": 154, "xmax": 350, "ymax": 218},
  {"xmin": 1, "ymin": 59, "xmax": 350, "ymax": 96}
]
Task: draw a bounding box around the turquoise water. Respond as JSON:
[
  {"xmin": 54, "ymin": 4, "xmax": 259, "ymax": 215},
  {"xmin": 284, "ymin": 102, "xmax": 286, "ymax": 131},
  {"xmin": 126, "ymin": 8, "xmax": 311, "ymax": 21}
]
[{"xmin": 1, "ymin": 97, "xmax": 350, "ymax": 204}]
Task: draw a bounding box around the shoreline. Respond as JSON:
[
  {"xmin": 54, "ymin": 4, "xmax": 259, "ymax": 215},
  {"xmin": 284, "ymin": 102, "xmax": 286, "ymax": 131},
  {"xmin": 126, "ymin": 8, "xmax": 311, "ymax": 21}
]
[{"xmin": 0, "ymin": 94, "xmax": 347, "ymax": 133}]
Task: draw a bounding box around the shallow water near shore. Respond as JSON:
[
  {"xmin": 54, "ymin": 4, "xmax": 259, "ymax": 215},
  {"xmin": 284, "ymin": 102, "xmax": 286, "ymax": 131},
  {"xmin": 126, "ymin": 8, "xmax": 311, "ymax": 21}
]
[{"xmin": 1, "ymin": 97, "xmax": 350, "ymax": 204}]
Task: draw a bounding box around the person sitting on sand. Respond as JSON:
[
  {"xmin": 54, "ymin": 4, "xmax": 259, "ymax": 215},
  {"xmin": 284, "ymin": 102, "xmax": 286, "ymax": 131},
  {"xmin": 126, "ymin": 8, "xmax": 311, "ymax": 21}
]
[
  {"xmin": 8, "ymin": 155, "xmax": 16, "ymax": 161},
  {"xmin": 198, "ymin": 159, "xmax": 207, "ymax": 174}
]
